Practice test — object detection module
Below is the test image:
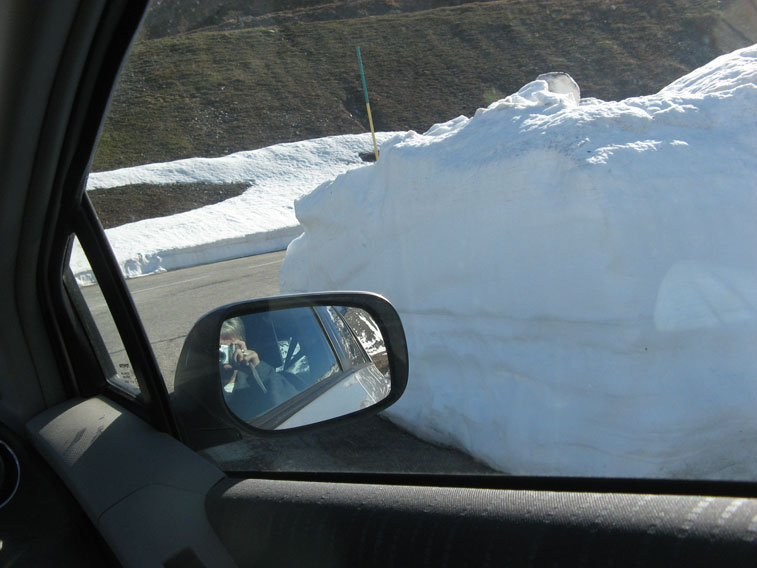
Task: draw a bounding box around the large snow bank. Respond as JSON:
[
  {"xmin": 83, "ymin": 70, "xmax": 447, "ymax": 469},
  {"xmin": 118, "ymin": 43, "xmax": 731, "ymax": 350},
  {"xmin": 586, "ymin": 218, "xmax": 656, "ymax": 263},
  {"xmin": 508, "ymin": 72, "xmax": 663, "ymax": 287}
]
[
  {"xmin": 73, "ymin": 133, "xmax": 394, "ymax": 283},
  {"xmin": 280, "ymin": 46, "xmax": 757, "ymax": 479}
]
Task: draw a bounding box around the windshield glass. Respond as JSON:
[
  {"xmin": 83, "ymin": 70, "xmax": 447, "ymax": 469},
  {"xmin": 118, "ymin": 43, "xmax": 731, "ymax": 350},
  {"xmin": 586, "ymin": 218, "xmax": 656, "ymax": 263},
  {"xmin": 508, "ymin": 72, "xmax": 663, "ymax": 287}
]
[{"xmin": 84, "ymin": 0, "xmax": 757, "ymax": 480}]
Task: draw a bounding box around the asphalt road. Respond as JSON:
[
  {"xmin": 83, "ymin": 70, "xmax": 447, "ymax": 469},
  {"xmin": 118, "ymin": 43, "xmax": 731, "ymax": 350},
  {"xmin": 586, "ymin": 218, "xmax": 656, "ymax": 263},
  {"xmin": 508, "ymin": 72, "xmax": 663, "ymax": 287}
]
[
  {"xmin": 132, "ymin": 250, "xmax": 286, "ymax": 386},
  {"xmin": 81, "ymin": 250, "xmax": 286, "ymax": 389},
  {"xmin": 81, "ymin": 251, "xmax": 495, "ymax": 474}
]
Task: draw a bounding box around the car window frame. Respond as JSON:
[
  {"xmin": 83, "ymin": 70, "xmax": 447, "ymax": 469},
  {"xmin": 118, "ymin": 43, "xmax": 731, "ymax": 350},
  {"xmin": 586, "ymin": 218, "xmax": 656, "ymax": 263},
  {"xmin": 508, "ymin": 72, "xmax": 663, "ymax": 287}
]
[
  {"xmin": 315, "ymin": 306, "xmax": 372, "ymax": 369},
  {"xmin": 70, "ymin": 195, "xmax": 178, "ymax": 434},
  {"xmin": 34, "ymin": 0, "xmax": 179, "ymax": 436},
  {"xmin": 13, "ymin": 2, "xmax": 757, "ymax": 566},
  {"xmin": 34, "ymin": 0, "xmax": 757, "ymax": 501}
]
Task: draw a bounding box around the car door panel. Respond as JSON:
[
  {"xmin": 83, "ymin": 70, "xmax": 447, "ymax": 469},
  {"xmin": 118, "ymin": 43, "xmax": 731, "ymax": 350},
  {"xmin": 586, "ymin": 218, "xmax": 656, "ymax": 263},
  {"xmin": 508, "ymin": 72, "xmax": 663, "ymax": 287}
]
[
  {"xmin": 207, "ymin": 477, "xmax": 757, "ymax": 567},
  {"xmin": 22, "ymin": 392, "xmax": 757, "ymax": 567},
  {"xmin": 26, "ymin": 396, "xmax": 235, "ymax": 567}
]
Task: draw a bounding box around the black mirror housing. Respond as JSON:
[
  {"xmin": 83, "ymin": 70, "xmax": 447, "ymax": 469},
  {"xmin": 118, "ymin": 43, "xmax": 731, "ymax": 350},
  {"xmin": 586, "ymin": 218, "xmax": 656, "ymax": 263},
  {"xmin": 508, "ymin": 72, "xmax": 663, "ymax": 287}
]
[{"xmin": 173, "ymin": 292, "xmax": 409, "ymax": 449}]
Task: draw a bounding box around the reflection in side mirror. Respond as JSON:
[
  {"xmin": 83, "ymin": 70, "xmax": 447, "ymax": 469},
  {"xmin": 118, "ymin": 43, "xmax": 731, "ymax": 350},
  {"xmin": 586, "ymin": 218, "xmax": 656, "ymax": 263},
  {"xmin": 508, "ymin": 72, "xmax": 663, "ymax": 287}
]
[
  {"xmin": 173, "ymin": 292, "xmax": 407, "ymax": 447},
  {"xmin": 219, "ymin": 306, "xmax": 391, "ymax": 430}
]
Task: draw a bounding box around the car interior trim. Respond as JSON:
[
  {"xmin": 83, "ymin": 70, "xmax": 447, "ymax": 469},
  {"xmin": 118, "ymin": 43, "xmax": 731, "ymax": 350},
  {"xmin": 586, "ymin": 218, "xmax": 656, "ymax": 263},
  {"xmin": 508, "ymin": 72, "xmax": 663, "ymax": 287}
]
[
  {"xmin": 224, "ymin": 469, "xmax": 757, "ymax": 498},
  {"xmin": 206, "ymin": 476, "xmax": 757, "ymax": 567},
  {"xmin": 26, "ymin": 395, "xmax": 235, "ymax": 567},
  {"xmin": 73, "ymin": 196, "xmax": 180, "ymax": 436}
]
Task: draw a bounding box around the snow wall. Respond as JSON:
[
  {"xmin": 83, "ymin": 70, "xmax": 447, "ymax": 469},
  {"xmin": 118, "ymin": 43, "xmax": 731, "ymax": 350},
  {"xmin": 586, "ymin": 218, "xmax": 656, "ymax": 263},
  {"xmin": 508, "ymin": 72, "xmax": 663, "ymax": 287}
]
[{"xmin": 280, "ymin": 46, "xmax": 757, "ymax": 479}]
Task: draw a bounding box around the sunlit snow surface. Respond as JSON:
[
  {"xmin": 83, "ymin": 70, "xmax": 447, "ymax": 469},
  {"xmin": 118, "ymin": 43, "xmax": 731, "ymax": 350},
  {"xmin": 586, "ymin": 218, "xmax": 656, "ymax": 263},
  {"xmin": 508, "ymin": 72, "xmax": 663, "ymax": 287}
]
[
  {"xmin": 74, "ymin": 133, "xmax": 395, "ymax": 283},
  {"xmin": 280, "ymin": 46, "xmax": 757, "ymax": 478}
]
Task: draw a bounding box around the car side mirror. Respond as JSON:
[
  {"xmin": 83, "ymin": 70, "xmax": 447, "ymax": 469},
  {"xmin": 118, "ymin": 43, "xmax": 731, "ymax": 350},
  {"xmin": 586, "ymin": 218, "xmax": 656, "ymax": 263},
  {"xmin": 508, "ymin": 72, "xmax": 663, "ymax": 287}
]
[{"xmin": 173, "ymin": 292, "xmax": 408, "ymax": 449}]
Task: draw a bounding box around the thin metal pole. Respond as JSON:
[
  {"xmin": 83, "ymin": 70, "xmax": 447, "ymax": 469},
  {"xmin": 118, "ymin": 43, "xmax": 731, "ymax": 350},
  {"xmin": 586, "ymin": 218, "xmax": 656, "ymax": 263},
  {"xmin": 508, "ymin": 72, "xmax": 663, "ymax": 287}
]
[{"xmin": 356, "ymin": 46, "xmax": 379, "ymax": 160}]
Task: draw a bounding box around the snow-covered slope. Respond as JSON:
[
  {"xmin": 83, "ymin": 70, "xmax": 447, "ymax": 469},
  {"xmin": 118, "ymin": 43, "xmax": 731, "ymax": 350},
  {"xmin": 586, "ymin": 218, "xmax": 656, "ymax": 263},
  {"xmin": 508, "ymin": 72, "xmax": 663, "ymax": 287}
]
[
  {"xmin": 280, "ymin": 46, "xmax": 757, "ymax": 479},
  {"xmin": 73, "ymin": 133, "xmax": 394, "ymax": 283}
]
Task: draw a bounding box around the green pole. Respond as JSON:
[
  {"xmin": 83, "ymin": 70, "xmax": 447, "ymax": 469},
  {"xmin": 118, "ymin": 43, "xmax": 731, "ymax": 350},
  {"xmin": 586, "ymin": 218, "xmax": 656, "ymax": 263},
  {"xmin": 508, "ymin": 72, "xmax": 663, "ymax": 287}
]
[{"xmin": 356, "ymin": 46, "xmax": 379, "ymax": 160}]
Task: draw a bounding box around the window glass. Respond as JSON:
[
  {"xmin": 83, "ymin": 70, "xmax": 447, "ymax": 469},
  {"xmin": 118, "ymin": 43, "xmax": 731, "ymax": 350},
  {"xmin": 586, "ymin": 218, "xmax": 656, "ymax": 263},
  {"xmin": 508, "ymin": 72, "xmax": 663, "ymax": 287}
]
[
  {"xmin": 68, "ymin": 236, "xmax": 139, "ymax": 394},
  {"xmin": 89, "ymin": 0, "xmax": 757, "ymax": 480}
]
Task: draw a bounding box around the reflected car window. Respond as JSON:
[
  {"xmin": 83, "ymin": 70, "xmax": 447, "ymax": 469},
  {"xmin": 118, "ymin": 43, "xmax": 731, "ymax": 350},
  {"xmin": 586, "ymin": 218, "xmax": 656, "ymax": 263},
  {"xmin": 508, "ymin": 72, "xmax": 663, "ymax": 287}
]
[{"xmin": 253, "ymin": 308, "xmax": 340, "ymax": 388}]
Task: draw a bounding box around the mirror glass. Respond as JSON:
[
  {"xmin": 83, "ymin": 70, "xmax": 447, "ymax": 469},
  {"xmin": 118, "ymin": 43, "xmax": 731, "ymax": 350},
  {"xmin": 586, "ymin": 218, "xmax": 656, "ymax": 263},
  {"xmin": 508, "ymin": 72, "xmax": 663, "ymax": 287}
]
[{"xmin": 219, "ymin": 305, "xmax": 391, "ymax": 430}]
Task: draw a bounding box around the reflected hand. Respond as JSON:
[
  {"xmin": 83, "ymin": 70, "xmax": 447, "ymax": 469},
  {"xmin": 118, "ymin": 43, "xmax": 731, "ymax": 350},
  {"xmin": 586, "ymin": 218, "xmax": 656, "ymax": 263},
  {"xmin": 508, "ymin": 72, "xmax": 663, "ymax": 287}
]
[{"xmin": 233, "ymin": 340, "xmax": 260, "ymax": 367}]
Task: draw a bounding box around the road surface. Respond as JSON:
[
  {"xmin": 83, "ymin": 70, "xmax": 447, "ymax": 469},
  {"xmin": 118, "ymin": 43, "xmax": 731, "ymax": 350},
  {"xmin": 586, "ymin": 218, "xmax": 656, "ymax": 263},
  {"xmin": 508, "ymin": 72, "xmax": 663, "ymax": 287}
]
[
  {"xmin": 81, "ymin": 250, "xmax": 286, "ymax": 389},
  {"xmin": 80, "ymin": 251, "xmax": 496, "ymax": 474}
]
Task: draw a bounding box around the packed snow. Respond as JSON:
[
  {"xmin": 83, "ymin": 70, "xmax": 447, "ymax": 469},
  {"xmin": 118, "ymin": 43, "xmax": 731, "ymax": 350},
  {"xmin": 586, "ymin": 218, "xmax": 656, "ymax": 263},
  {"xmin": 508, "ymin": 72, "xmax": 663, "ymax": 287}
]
[
  {"xmin": 280, "ymin": 46, "xmax": 757, "ymax": 479},
  {"xmin": 74, "ymin": 133, "xmax": 395, "ymax": 283},
  {"xmin": 83, "ymin": 45, "xmax": 757, "ymax": 479}
]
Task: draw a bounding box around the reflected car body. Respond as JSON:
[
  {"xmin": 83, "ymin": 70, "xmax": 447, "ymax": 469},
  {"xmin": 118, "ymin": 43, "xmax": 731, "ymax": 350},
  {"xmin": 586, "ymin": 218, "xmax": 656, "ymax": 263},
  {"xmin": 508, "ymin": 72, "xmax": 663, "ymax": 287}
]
[{"xmin": 277, "ymin": 364, "xmax": 389, "ymax": 429}]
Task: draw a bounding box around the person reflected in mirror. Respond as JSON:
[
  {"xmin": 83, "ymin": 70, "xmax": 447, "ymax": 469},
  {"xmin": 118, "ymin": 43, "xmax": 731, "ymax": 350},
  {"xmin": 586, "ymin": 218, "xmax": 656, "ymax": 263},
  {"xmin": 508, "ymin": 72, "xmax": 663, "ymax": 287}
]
[
  {"xmin": 219, "ymin": 317, "xmax": 298, "ymax": 421},
  {"xmin": 219, "ymin": 317, "xmax": 259, "ymax": 390}
]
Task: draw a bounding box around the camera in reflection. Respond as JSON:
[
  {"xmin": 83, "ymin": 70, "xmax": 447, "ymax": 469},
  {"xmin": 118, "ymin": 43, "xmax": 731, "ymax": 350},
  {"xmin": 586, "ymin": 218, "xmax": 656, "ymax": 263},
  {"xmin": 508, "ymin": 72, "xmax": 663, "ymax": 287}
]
[{"xmin": 219, "ymin": 344, "xmax": 236, "ymax": 365}]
